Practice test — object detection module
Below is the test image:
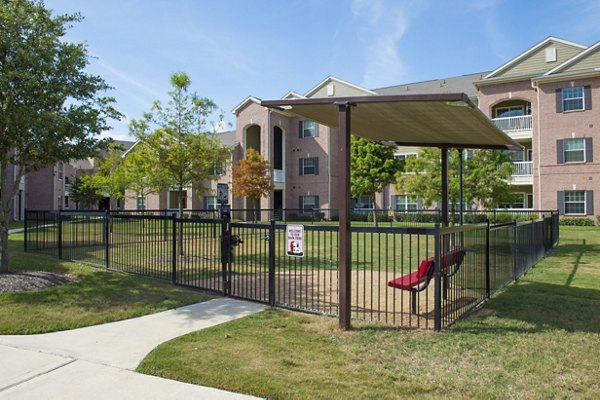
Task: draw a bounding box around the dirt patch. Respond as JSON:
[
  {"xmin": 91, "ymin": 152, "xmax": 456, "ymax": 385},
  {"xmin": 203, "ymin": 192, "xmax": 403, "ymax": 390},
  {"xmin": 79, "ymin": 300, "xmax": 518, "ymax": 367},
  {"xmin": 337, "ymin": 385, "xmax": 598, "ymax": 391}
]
[{"xmin": 0, "ymin": 271, "xmax": 77, "ymax": 293}]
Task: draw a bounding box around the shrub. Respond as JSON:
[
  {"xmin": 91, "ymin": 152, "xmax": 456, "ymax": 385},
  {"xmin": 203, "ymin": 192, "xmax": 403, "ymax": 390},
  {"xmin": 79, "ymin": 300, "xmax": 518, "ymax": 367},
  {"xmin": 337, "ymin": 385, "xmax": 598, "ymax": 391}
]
[{"xmin": 560, "ymin": 217, "xmax": 595, "ymax": 226}]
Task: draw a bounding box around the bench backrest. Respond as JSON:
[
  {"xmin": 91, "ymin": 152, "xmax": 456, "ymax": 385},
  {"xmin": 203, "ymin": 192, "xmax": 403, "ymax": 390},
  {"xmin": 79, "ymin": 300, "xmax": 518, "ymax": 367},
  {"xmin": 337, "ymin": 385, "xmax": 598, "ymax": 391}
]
[{"xmin": 416, "ymin": 249, "xmax": 466, "ymax": 281}]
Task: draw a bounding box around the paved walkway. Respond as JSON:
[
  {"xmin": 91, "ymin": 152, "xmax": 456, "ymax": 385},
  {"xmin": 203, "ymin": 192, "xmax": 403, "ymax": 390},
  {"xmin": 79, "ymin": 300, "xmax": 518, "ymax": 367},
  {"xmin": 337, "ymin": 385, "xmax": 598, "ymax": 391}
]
[{"xmin": 0, "ymin": 297, "xmax": 267, "ymax": 399}]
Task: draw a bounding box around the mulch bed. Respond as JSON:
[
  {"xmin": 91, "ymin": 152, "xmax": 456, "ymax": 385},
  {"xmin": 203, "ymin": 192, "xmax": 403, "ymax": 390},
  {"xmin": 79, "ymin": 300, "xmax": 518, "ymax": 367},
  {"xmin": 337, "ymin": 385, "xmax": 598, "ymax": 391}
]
[{"xmin": 0, "ymin": 271, "xmax": 77, "ymax": 293}]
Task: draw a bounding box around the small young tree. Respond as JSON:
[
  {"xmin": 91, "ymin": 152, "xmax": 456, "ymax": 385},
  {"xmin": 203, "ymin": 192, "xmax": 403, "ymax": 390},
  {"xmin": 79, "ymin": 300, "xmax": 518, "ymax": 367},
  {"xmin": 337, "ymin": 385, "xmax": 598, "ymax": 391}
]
[
  {"xmin": 350, "ymin": 136, "xmax": 402, "ymax": 225},
  {"xmin": 70, "ymin": 176, "xmax": 104, "ymax": 209},
  {"xmin": 0, "ymin": 0, "xmax": 120, "ymax": 273},
  {"xmin": 396, "ymin": 148, "xmax": 514, "ymax": 219},
  {"xmin": 130, "ymin": 72, "xmax": 231, "ymax": 253},
  {"xmin": 232, "ymin": 148, "xmax": 274, "ymax": 222}
]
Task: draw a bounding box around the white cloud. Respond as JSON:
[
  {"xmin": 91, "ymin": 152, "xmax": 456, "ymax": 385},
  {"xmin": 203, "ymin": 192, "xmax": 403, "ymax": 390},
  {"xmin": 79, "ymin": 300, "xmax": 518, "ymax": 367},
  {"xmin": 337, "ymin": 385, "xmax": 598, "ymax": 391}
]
[{"xmin": 351, "ymin": 0, "xmax": 417, "ymax": 88}]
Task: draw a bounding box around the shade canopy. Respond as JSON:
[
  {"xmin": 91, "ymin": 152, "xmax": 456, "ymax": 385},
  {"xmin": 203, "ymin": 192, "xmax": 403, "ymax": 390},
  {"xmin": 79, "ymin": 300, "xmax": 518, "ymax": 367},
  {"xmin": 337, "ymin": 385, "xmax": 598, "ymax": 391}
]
[{"xmin": 261, "ymin": 93, "xmax": 521, "ymax": 150}]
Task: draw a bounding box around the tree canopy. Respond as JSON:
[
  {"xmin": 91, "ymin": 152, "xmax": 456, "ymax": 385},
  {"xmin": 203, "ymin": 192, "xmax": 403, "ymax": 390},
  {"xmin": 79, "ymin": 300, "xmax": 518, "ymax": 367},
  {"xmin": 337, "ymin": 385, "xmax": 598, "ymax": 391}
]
[
  {"xmin": 396, "ymin": 148, "xmax": 514, "ymax": 212},
  {"xmin": 129, "ymin": 72, "xmax": 231, "ymax": 217},
  {"xmin": 350, "ymin": 136, "xmax": 403, "ymax": 223},
  {"xmin": 0, "ymin": 0, "xmax": 120, "ymax": 272},
  {"xmin": 232, "ymin": 148, "xmax": 273, "ymax": 208}
]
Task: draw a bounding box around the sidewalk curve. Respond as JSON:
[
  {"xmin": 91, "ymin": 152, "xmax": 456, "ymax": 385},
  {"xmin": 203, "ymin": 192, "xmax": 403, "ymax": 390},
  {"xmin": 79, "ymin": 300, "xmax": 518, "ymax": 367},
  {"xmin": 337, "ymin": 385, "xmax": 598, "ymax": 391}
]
[{"xmin": 0, "ymin": 297, "xmax": 266, "ymax": 399}]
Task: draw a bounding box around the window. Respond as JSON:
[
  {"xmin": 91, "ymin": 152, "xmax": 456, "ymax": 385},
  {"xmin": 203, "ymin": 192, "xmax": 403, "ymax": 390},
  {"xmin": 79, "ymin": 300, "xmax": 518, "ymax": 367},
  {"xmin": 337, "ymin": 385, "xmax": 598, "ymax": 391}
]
[
  {"xmin": 394, "ymin": 153, "xmax": 417, "ymax": 161},
  {"xmin": 565, "ymin": 191, "xmax": 586, "ymax": 215},
  {"xmin": 57, "ymin": 163, "xmax": 63, "ymax": 180},
  {"xmin": 300, "ymin": 120, "xmax": 317, "ymax": 138},
  {"xmin": 354, "ymin": 195, "xmax": 373, "ymax": 209},
  {"xmin": 395, "ymin": 195, "xmax": 418, "ymax": 212},
  {"xmin": 564, "ymin": 138, "xmax": 585, "ymax": 163},
  {"xmin": 204, "ymin": 196, "xmax": 218, "ymax": 210},
  {"xmin": 213, "ymin": 163, "xmax": 226, "ymax": 176},
  {"xmin": 301, "ymin": 195, "xmax": 318, "ymax": 211},
  {"xmin": 168, "ymin": 190, "xmax": 187, "ymax": 209},
  {"xmin": 562, "ymin": 87, "xmax": 584, "ymax": 111},
  {"xmin": 64, "ymin": 196, "xmax": 69, "ymax": 208},
  {"xmin": 137, "ymin": 195, "xmax": 145, "ymax": 210},
  {"xmin": 300, "ymin": 157, "xmax": 318, "ymax": 175},
  {"xmin": 495, "ymin": 106, "xmax": 524, "ymax": 118}
]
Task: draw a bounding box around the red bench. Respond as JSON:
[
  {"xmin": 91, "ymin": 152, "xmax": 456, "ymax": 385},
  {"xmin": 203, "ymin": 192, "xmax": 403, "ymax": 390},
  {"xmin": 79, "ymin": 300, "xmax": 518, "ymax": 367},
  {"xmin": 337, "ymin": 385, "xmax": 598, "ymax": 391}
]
[{"xmin": 388, "ymin": 249, "xmax": 466, "ymax": 314}]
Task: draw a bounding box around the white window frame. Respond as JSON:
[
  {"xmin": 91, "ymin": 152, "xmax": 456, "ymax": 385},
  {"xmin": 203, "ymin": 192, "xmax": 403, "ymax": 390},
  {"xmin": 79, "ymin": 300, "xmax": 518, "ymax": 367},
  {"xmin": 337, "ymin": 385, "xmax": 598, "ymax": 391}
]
[
  {"xmin": 494, "ymin": 105, "xmax": 525, "ymax": 118},
  {"xmin": 301, "ymin": 120, "xmax": 317, "ymax": 138},
  {"xmin": 205, "ymin": 195, "xmax": 218, "ymax": 210},
  {"xmin": 562, "ymin": 87, "xmax": 585, "ymax": 112},
  {"xmin": 565, "ymin": 191, "xmax": 586, "ymax": 215},
  {"xmin": 395, "ymin": 195, "xmax": 418, "ymax": 212},
  {"xmin": 302, "ymin": 157, "xmax": 317, "ymax": 175},
  {"xmin": 302, "ymin": 195, "xmax": 317, "ymax": 211},
  {"xmin": 563, "ymin": 138, "xmax": 585, "ymax": 163},
  {"xmin": 355, "ymin": 195, "xmax": 373, "ymax": 210},
  {"xmin": 137, "ymin": 195, "xmax": 146, "ymax": 210}
]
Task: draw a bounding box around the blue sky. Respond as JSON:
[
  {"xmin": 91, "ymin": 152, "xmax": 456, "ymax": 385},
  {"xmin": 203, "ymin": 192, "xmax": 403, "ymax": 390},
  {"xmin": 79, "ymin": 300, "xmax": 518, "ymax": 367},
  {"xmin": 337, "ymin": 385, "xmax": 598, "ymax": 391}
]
[{"xmin": 47, "ymin": 0, "xmax": 600, "ymax": 140}]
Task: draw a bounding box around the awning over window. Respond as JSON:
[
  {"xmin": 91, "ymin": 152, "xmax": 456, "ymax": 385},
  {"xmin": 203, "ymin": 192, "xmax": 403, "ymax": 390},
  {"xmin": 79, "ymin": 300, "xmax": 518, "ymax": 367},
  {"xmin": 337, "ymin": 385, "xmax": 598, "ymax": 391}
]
[{"xmin": 262, "ymin": 93, "xmax": 521, "ymax": 150}]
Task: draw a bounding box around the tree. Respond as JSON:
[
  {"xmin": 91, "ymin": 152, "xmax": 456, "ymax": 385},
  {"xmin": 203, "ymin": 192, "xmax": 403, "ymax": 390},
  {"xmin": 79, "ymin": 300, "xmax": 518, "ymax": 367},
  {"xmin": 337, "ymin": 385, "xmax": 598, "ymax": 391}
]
[
  {"xmin": 396, "ymin": 148, "xmax": 514, "ymax": 218},
  {"xmin": 232, "ymin": 148, "xmax": 274, "ymax": 221},
  {"xmin": 130, "ymin": 72, "xmax": 231, "ymax": 252},
  {"xmin": 350, "ymin": 136, "xmax": 403, "ymax": 225},
  {"xmin": 70, "ymin": 176, "xmax": 104, "ymax": 208},
  {"xmin": 0, "ymin": 0, "xmax": 120, "ymax": 273}
]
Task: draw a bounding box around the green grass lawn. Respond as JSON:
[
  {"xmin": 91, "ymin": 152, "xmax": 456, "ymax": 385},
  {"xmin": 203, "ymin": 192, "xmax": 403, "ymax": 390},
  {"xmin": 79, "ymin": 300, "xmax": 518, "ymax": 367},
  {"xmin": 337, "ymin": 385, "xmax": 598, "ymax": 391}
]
[
  {"xmin": 0, "ymin": 234, "xmax": 213, "ymax": 334},
  {"xmin": 137, "ymin": 226, "xmax": 600, "ymax": 399}
]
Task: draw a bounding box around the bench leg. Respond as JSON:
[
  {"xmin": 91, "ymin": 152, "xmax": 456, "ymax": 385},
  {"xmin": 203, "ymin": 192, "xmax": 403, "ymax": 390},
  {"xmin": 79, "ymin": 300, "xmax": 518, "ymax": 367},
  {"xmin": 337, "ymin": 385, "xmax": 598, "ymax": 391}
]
[{"xmin": 411, "ymin": 291, "xmax": 417, "ymax": 315}]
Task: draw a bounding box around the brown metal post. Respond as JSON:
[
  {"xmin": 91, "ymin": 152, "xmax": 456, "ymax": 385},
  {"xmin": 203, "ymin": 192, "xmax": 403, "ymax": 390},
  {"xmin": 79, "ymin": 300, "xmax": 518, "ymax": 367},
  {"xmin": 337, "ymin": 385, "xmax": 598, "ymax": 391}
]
[
  {"xmin": 441, "ymin": 148, "xmax": 449, "ymax": 227},
  {"xmin": 337, "ymin": 102, "xmax": 352, "ymax": 330}
]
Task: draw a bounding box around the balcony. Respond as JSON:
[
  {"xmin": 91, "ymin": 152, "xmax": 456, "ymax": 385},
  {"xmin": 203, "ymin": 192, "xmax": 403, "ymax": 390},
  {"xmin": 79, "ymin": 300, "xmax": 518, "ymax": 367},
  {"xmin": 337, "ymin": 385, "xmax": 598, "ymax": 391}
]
[
  {"xmin": 510, "ymin": 161, "xmax": 533, "ymax": 185},
  {"xmin": 273, "ymin": 169, "xmax": 285, "ymax": 183},
  {"xmin": 491, "ymin": 115, "xmax": 532, "ymax": 140}
]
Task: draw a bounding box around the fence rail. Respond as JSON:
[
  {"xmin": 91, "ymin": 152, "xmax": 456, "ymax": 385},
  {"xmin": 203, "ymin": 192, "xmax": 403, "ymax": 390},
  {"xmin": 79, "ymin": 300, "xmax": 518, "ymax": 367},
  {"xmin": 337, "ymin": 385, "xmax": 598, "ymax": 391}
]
[{"xmin": 24, "ymin": 209, "xmax": 559, "ymax": 330}]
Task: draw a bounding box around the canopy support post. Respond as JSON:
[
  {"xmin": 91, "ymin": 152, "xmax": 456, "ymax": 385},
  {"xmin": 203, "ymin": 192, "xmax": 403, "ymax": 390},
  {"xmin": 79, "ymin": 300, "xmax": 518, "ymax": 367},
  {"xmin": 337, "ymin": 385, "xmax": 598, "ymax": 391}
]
[
  {"xmin": 337, "ymin": 102, "xmax": 352, "ymax": 330},
  {"xmin": 441, "ymin": 148, "xmax": 449, "ymax": 227},
  {"xmin": 458, "ymin": 148, "xmax": 464, "ymax": 226}
]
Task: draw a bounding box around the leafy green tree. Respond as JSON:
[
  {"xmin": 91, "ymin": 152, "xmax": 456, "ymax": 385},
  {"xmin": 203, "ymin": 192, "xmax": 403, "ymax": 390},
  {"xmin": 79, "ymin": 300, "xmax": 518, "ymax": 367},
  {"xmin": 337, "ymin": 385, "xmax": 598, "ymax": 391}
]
[
  {"xmin": 396, "ymin": 148, "xmax": 514, "ymax": 217},
  {"xmin": 0, "ymin": 0, "xmax": 120, "ymax": 273},
  {"xmin": 232, "ymin": 148, "xmax": 273, "ymax": 221},
  {"xmin": 70, "ymin": 176, "xmax": 104, "ymax": 208},
  {"xmin": 350, "ymin": 136, "xmax": 402, "ymax": 225},
  {"xmin": 130, "ymin": 72, "xmax": 231, "ymax": 253}
]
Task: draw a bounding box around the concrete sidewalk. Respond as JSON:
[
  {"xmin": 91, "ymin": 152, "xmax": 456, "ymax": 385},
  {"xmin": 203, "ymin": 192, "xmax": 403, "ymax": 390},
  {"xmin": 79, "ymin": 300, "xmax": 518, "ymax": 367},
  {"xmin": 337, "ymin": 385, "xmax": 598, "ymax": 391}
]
[{"xmin": 0, "ymin": 297, "xmax": 266, "ymax": 399}]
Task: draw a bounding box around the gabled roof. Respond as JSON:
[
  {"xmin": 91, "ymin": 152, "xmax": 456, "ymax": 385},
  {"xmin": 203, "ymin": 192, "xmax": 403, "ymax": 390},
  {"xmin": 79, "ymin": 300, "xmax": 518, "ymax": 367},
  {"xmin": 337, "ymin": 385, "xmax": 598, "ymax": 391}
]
[
  {"xmin": 543, "ymin": 40, "xmax": 600, "ymax": 76},
  {"xmin": 304, "ymin": 76, "xmax": 377, "ymax": 97},
  {"xmin": 231, "ymin": 96, "xmax": 262, "ymax": 114},
  {"xmin": 483, "ymin": 36, "xmax": 587, "ymax": 80},
  {"xmin": 281, "ymin": 91, "xmax": 305, "ymax": 100}
]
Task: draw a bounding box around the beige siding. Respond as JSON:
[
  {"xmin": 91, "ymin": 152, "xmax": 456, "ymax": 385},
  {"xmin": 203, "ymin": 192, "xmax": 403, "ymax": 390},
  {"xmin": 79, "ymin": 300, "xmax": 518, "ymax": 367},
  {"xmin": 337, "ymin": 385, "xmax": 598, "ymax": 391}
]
[
  {"xmin": 497, "ymin": 41, "xmax": 584, "ymax": 78},
  {"xmin": 564, "ymin": 48, "xmax": 600, "ymax": 73},
  {"xmin": 308, "ymin": 81, "xmax": 373, "ymax": 98}
]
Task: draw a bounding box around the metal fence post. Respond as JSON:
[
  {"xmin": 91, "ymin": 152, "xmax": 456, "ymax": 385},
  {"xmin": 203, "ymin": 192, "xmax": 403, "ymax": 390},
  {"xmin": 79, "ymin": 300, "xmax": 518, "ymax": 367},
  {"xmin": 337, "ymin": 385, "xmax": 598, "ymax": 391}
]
[
  {"xmin": 57, "ymin": 210, "xmax": 63, "ymax": 259},
  {"xmin": 512, "ymin": 220, "xmax": 518, "ymax": 280},
  {"xmin": 221, "ymin": 218, "xmax": 229, "ymax": 296},
  {"xmin": 23, "ymin": 208, "xmax": 28, "ymax": 252},
  {"xmin": 171, "ymin": 213, "xmax": 177, "ymax": 284},
  {"xmin": 434, "ymin": 223, "xmax": 442, "ymax": 331},
  {"xmin": 485, "ymin": 220, "xmax": 490, "ymax": 298},
  {"xmin": 104, "ymin": 211, "xmax": 110, "ymax": 269},
  {"xmin": 268, "ymin": 219, "xmax": 276, "ymax": 306}
]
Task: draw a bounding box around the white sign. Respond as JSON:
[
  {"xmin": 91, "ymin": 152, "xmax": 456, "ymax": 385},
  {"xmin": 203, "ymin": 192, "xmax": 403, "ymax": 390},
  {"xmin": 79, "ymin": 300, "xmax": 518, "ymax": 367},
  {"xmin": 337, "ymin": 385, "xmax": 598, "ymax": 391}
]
[
  {"xmin": 217, "ymin": 183, "xmax": 229, "ymax": 204},
  {"xmin": 286, "ymin": 225, "xmax": 304, "ymax": 257}
]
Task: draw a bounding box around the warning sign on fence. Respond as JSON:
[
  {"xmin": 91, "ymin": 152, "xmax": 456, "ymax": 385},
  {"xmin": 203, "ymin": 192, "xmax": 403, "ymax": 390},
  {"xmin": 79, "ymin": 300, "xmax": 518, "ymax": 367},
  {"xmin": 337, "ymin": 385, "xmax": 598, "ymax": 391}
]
[{"xmin": 286, "ymin": 225, "xmax": 304, "ymax": 257}]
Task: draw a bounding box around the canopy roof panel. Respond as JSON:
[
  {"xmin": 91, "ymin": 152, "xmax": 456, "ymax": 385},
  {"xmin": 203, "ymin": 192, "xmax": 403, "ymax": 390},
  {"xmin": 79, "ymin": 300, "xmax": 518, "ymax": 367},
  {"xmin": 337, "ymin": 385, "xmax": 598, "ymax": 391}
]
[{"xmin": 261, "ymin": 93, "xmax": 521, "ymax": 150}]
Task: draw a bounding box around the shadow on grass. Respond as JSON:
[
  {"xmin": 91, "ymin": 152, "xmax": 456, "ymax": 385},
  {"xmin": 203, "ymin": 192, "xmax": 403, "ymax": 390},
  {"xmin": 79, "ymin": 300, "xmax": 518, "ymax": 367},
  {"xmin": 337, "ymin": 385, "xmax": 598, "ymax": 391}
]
[{"xmin": 457, "ymin": 281, "xmax": 600, "ymax": 334}]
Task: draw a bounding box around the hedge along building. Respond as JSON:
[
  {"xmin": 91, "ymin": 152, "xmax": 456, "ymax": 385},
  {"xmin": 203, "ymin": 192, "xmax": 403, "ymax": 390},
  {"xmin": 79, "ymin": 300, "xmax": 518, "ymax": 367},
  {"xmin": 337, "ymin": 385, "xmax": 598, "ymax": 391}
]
[{"xmin": 259, "ymin": 93, "xmax": 521, "ymax": 329}]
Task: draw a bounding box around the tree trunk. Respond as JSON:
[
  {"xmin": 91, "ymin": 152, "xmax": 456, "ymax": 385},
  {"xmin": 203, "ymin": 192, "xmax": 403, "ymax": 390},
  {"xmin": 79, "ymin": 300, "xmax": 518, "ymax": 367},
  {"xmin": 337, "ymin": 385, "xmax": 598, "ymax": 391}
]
[
  {"xmin": 0, "ymin": 164, "xmax": 12, "ymax": 273},
  {"xmin": 372, "ymin": 193, "xmax": 378, "ymax": 227}
]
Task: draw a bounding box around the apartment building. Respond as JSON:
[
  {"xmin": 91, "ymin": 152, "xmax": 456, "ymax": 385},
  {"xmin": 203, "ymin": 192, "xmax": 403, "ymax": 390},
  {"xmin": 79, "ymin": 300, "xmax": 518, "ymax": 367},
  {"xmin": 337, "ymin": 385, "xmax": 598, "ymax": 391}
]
[{"xmin": 232, "ymin": 36, "xmax": 600, "ymax": 220}]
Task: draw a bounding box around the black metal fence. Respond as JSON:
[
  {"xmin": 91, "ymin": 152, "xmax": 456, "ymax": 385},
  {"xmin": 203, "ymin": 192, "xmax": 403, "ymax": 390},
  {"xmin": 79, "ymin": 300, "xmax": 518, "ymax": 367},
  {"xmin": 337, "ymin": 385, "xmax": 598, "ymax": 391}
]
[{"xmin": 24, "ymin": 209, "xmax": 559, "ymax": 330}]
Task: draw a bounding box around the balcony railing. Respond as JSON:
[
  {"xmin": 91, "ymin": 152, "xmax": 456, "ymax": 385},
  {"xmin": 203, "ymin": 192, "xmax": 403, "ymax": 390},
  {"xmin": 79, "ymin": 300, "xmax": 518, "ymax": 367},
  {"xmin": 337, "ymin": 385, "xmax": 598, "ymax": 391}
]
[
  {"xmin": 273, "ymin": 169, "xmax": 285, "ymax": 183},
  {"xmin": 492, "ymin": 115, "xmax": 532, "ymax": 132},
  {"xmin": 513, "ymin": 161, "xmax": 533, "ymax": 176}
]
